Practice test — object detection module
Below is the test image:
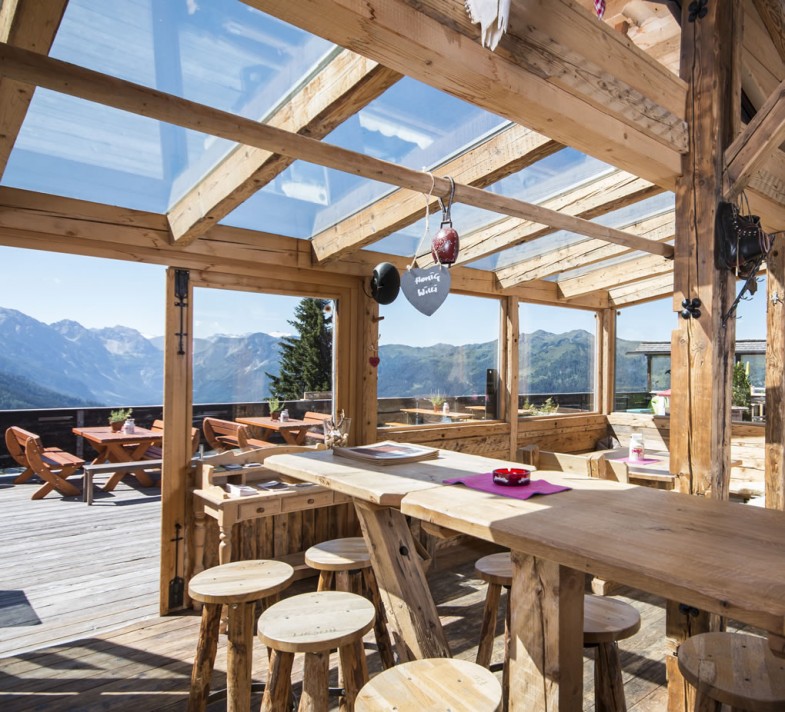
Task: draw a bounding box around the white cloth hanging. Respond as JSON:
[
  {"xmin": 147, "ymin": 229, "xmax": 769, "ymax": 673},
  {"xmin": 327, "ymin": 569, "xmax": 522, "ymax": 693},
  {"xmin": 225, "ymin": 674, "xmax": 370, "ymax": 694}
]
[{"xmin": 464, "ymin": 0, "xmax": 511, "ymax": 51}]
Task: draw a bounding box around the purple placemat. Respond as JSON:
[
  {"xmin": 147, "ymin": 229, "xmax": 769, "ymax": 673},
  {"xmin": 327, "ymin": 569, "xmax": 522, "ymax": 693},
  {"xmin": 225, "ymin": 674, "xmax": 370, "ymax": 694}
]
[
  {"xmin": 615, "ymin": 457, "xmax": 661, "ymax": 465},
  {"xmin": 443, "ymin": 472, "xmax": 571, "ymax": 500}
]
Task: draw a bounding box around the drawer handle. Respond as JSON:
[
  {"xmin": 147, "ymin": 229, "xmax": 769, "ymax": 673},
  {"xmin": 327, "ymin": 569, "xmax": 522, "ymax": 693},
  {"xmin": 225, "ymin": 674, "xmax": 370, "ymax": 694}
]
[
  {"xmin": 307, "ymin": 498, "xmax": 315, "ymax": 504},
  {"xmin": 256, "ymin": 507, "xmax": 265, "ymax": 513}
]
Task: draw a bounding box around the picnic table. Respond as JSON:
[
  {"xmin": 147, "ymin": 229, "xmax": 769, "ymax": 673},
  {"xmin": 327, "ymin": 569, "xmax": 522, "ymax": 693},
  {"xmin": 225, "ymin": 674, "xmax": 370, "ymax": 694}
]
[
  {"xmin": 235, "ymin": 415, "xmax": 316, "ymax": 445},
  {"xmin": 72, "ymin": 425, "xmax": 162, "ymax": 491},
  {"xmin": 399, "ymin": 407, "xmax": 476, "ymax": 425}
]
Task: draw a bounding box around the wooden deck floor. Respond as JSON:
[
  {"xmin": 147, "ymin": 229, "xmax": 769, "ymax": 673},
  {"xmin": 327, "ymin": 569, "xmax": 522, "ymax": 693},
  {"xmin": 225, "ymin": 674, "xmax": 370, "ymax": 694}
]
[{"xmin": 0, "ymin": 469, "xmax": 673, "ymax": 710}]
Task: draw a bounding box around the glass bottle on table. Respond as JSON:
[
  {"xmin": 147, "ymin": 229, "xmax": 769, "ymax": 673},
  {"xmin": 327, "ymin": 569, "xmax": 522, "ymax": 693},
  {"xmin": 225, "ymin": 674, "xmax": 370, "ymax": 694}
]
[{"xmin": 628, "ymin": 431, "xmax": 644, "ymax": 462}]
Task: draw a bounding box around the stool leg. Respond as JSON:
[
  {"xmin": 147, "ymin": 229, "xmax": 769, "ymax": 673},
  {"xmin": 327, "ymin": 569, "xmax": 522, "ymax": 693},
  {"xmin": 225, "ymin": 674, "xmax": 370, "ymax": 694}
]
[
  {"xmin": 339, "ymin": 638, "xmax": 369, "ymax": 712},
  {"xmin": 300, "ymin": 650, "xmax": 330, "ymax": 712},
  {"xmin": 594, "ymin": 641, "xmax": 626, "ymax": 712},
  {"xmin": 226, "ymin": 601, "xmax": 255, "ymax": 712},
  {"xmin": 335, "ymin": 570, "xmax": 351, "ymax": 592},
  {"xmin": 317, "ymin": 570, "xmax": 334, "ymax": 592},
  {"xmin": 502, "ymin": 585, "xmax": 511, "ymax": 711},
  {"xmin": 476, "ymin": 582, "xmax": 502, "ymax": 668},
  {"xmin": 188, "ymin": 602, "xmax": 222, "ymax": 712},
  {"xmin": 261, "ymin": 649, "xmax": 294, "ymax": 712},
  {"xmin": 362, "ymin": 567, "xmax": 395, "ymax": 669}
]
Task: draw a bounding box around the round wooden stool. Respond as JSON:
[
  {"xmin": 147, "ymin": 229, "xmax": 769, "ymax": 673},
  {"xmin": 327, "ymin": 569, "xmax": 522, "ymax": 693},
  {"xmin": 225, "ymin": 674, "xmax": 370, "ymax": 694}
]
[
  {"xmin": 305, "ymin": 537, "xmax": 395, "ymax": 668},
  {"xmin": 354, "ymin": 657, "xmax": 503, "ymax": 711},
  {"xmin": 474, "ymin": 553, "xmax": 641, "ymax": 711},
  {"xmin": 187, "ymin": 559, "xmax": 294, "ymax": 712},
  {"xmin": 677, "ymin": 632, "xmax": 785, "ymax": 711},
  {"xmin": 583, "ymin": 594, "xmax": 641, "ymax": 712},
  {"xmin": 257, "ymin": 590, "xmax": 376, "ymax": 712}
]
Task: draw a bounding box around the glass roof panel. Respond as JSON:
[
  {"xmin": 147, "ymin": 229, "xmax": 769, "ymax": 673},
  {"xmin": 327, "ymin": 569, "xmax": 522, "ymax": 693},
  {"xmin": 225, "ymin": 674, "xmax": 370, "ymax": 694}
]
[
  {"xmin": 220, "ymin": 79, "xmax": 508, "ymax": 237},
  {"xmin": 1, "ymin": 0, "xmax": 334, "ymax": 211}
]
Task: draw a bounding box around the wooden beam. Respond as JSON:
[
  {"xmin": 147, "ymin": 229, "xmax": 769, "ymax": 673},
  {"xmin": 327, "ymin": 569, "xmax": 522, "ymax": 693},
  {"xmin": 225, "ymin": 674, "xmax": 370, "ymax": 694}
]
[
  {"xmin": 312, "ymin": 123, "xmax": 562, "ymax": 263},
  {"xmin": 597, "ymin": 308, "xmax": 617, "ymax": 415},
  {"xmin": 609, "ymin": 272, "xmax": 673, "ymax": 306},
  {"xmin": 766, "ymin": 239, "xmax": 785, "ymax": 511},
  {"xmin": 0, "ymin": 44, "xmax": 673, "ymax": 258},
  {"xmin": 496, "ymin": 210, "xmax": 674, "ymax": 287},
  {"xmin": 724, "ymin": 78, "xmax": 785, "ymax": 199},
  {"xmin": 449, "ymin": 171, "xmax": 661, "ymax": 267},
  {"xmin": 0, "ymin": 0, "xmax": 68, "ymax": 179},
  {"xmin": 0, "ymin": 187, "xmax": 606, "ymax": 309},
  {"xmin": 752, "ymin": 0, "xmax": 785, "ymax": 66},
  {"xmin": 557, "ymin": 252, "xmax": 673, "ymax": 298},
  {"xmin": 248, "ymin": 0, "xmax": 685, "ymax": 189},
  {"xmin": 743, "ymin": 0, "xmax": 785, "ymax": 111},
  {"xmin": 168, "ymin": 50, "xmax": 402, "ymax": 246}
]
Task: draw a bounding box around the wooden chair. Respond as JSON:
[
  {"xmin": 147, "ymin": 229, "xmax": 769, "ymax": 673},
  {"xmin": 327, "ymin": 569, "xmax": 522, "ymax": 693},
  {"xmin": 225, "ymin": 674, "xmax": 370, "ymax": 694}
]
[
  {"xmin": 201, "ymin": 417, "xmax": 275, "ymax": 452},
  {"xmin": 5, "ymin": 426, "xmax": 83, "ymax": 500},
  {"xmin": 303, "ymin": 411, "xmax": 331, "ymax": 443}
]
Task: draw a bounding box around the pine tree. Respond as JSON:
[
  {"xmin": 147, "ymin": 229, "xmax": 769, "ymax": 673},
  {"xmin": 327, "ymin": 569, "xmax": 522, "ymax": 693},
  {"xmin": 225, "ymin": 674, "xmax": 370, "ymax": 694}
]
[{"xmin": 267, "ymin": 298, "xmax": 332, "ymax": 400}]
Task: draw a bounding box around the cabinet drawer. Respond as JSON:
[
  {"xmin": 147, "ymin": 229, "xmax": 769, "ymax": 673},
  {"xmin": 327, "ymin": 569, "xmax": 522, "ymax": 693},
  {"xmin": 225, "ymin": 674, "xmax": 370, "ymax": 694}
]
[
  {"xmin": 237, "ymin": 498, "xmax": 282, "ymax": 519},
  {"xmin": 281, "ymin": 489, "xmax": 335, "ymax": 512}
]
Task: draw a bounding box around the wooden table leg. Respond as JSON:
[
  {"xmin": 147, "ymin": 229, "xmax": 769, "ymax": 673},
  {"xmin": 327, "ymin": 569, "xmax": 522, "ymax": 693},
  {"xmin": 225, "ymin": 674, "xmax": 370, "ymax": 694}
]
[
  {"xmin": 508, "ymin": 550, "xmax": 584, "ymax": 712},
  {"xmin": 353, "ymin": 500, "xmax": 450, "ymax": 663}
]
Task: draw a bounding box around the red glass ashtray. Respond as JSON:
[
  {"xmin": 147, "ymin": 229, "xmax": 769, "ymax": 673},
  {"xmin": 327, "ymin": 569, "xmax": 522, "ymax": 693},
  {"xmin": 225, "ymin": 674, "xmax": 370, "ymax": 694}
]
[{"xmin": 492, "ymin": 468, "xmax": 532, "ymax": 486}]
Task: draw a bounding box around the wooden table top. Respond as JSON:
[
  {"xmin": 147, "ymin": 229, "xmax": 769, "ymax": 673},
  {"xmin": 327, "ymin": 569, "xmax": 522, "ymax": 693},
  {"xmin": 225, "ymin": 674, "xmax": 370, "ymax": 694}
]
[
  {"xmin": 401, "ymin": 470, "xmax": 785, "ymax": 636},
  {"xmin": 236, "ymin": 416, "xmax": 311, "ymax": 431},
  {"xmin": 264, "ymin": 447, "xmax": 514, "ymax": 507},
  {"xmin": 72, "ymin": 425, "xmax": 160, "ymax": 444},
  {"xmin": 265, "ymin": 447, "xmax": 785, "ymax": 636}
]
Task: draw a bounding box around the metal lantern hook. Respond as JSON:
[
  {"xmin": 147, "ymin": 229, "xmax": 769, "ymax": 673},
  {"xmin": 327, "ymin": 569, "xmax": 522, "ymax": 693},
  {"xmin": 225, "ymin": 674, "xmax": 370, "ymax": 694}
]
[{"xmin": 437, "ymin": 176, "xmax": 456, "ymax": 224}]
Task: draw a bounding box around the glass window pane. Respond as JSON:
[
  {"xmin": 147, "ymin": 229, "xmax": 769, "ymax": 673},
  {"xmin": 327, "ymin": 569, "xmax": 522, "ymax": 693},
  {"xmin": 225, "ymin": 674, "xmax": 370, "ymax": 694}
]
[
  {"xmin": 377, "ymin": 294, "xmax": 500, "ymax": 427},
  {"xmin": 518, "ymin": 304, "xmax": 596, "ymax": 416}
]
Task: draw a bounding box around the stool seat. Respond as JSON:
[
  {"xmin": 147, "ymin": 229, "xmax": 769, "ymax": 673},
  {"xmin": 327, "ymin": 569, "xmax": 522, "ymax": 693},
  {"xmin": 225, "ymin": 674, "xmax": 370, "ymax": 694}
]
[
  {"xmin": 474, "ymin": 552, "xmax": 513, "ymax": 587},
  {"xmin": 258, "ymin": 590, "xmax": 376, "ymax": 653},
  {"xmin": 678, "ymin": 632, "xmax": 785, "ymax": 711},
  {"xmin": 305, "ymin": 536, "xmax": 371, "ymax": 571},
  {"xmin": 355, "ymin": 658, "xmax": 502, "ymax": 711},
  {"xmin": 583, "ymin": 594, "xmax": 641, "ymax": 644},
  {"xmin": 259, "ymin": 591, "xmax": 376, "ymax": 712},
  {"xmin": 187, "ymin": 559, "xmax": 295, "ymax": 712},
  {"xmin": 188, "ymin": 559, "xmax": 295, "ymax": 604}
]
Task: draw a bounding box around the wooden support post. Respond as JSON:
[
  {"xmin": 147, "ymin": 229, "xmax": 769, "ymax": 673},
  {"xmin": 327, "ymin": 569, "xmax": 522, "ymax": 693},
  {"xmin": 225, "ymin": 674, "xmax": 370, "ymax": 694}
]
[
  {"xmin": 160, "ymin": 267, "xmax": 194, "ymax": 614},
  {"xmin": 668, "ymin": 2, "xmax": 741, "ymax": 709},
  {"xmin": 507, "ymin": 550, "xmax": 584, "ymax": 712},
  {"xmin": 766, "ymin": 242, "xmax": 785, "ymax": 511},
  {"xmin": 597, "ymin": 308, "xmax": 617, "ymax": 415},
  {"xmin": 502, "ymin": 296, "xmax": 519, "ymax": 459}
]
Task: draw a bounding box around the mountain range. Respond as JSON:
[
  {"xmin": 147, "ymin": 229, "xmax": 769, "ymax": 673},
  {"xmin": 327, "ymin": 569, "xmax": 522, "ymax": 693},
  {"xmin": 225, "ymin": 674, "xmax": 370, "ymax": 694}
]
[{"xmin": 0, "ymin": 307, "xmax": 650, "ymax": 409}]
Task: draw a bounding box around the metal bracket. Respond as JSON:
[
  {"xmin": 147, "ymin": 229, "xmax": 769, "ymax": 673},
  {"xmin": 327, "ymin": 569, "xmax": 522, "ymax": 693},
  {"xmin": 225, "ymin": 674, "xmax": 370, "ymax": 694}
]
[
  {"xmin": 680, "ymin": 298, "xmax": 701, "ymax": 320},
  {"xmin": 687, "ymin": 0, "xmax": 708, "ymax": 22},
  {"xmin": 174, "ymin": 269, "xmax": 189, "ymax": 356}
]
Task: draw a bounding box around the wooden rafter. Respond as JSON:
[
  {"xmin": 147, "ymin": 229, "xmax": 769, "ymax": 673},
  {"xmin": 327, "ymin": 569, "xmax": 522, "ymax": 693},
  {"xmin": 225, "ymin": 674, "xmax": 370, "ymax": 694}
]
[
  {"xmin": 608, "ymin": 272, "xmax": 673, "ymax": 306},
  {"xmin": 0, "ymin": 0, "xmax": 67, "ymax": 179},
  {"xmin": 247, "ymin": 0, "xmax": 685, "ymax": 189},
  {"xmin": 442, "ymin": 171, "xmax": 661, "ymax": 267},
  {"xmin": 496, "ymin": 210, "xmax": 674, "ymax": 287},
  {"xmin": 557, "ymin": 252, "xmax": 674, "ymax": 298},
  {"xmin": 752, "ymin": 0, "xmax": 785, "ymax": 66},
  {"xmin": 167, "ymin": 50, "xmax": 402, "ymax": 246},
  {"xmin": 724, "ymin": 78, "xmax": 785, "ymax": 199},
  {"xmin": 0, "ymin": 44, "xmax": 674, "ymax": 258},
  {"xmin": 311, "ymin": 123, "xmax": 562, "ymax": 263}
]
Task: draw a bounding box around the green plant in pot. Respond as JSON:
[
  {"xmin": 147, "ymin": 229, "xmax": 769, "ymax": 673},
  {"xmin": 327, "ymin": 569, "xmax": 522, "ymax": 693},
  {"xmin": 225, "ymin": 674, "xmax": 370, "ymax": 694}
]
[
  {"xmin": 429, "ymin": 393, "xmax": 445, "ymax": 412},
  {"xmin": 109, "ymin": 408, "xmax": 133, "ymax": 432},
  {"xmin": 268, "ymin": 396, "xmax": 282, "ymax": 421},
  {"xmin": 732, "ymin": 362, "xmax": 752, "ymax": 419}
]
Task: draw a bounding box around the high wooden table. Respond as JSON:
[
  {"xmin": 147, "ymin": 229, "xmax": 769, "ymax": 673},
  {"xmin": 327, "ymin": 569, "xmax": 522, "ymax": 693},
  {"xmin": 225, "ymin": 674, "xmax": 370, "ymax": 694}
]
[
  {"xmin": 72, "ymin": 425, "xmax": 161, "ymax": 490},
  {"xmin": 265, "ymin": 448, "xmax": 785, "ymax": 712},
  {"xmin": 235, "ymin": 415, "xmax": 314, "ymax": 445}
]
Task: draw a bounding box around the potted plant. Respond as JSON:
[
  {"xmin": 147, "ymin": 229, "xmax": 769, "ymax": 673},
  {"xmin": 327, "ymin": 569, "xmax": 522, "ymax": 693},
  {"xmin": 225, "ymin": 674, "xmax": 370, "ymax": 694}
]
[
  {"xmin": 108, "ymin": 408, "xmax": 133, "ymax": 432},
  {"xmin": 732, "ymin": 362, "xmax": 752, "ymax": 421},
  {"xmin": 429, "ymin": 393, "xmax": 445, "ymax": 412},
  {"xmin": 268, "ymin": 396, "xmax": 282, "ymax": 421}
]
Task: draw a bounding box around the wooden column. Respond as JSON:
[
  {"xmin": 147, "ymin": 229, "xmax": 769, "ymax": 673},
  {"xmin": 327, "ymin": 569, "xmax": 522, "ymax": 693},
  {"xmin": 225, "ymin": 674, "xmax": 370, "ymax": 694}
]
[
  {"xmin": 668, "ymin": 2, "xmax": 741, "ymax": 709},
  {"xmin": 766, "ymin": 243, "xmax": 785, "ymax": 511},
  {"xmin": 502, "ymin": 296, "xmax": 520, "ymax": 459},
  {"xmin": 597, "ymin": 308, "xmax": 617, "ymax": 415},
  {"xmin": 360, "ymin": 289, "xmax": 380, "ymax": 446},
  {"xmin": 160, "ymin": 267, "xmax": 194, "ymax": 614}
]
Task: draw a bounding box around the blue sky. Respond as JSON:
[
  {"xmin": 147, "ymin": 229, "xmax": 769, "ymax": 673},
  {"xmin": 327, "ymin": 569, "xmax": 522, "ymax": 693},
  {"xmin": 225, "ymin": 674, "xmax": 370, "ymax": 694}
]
[{"xmin": 0, "ymin": 246, "xmax": 767, "ymax": 346}]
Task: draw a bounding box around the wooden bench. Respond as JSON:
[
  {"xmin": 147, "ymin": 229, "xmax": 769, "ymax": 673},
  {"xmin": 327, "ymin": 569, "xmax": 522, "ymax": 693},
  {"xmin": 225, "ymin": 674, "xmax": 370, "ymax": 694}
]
[
  {"xmin": 201, "ymin": 417, "xmax": 275, "ymax": 452},
  {"xmin": 5, "ymin": 426, "xmax": 83, "ymax": 500},
  {"xmin": 139, "ymin": 419, "xmax": 200, "ymax": 460},
  {"xmin": 82, "ymin": 459, "xmax": 163, "ymax": 505},
  {"xmin": 303, "ymin": 411, "xmax": 331, "ymax": 442}
]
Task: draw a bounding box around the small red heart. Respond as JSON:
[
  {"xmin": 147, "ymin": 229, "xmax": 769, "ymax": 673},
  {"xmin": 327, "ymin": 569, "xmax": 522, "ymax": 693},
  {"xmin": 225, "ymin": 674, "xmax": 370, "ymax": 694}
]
[{"xmin": 369, "ymin": 356, "xmax": 380, "ymax": 367}]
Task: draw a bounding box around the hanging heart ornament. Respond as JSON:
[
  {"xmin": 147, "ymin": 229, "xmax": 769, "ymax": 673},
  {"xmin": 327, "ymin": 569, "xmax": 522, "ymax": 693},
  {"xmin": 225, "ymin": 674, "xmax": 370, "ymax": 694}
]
[{"xmin": 400, "ymin": 266, "xmax": 451, "ymax": 316}]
